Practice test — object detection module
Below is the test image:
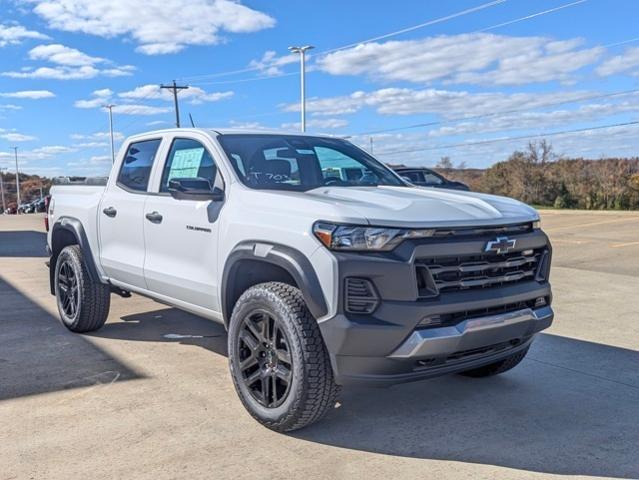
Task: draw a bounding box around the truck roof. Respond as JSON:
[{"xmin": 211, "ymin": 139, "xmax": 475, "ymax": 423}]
[{"xmin": 127, "ymin": 127, "xmax": 341, "ymax": 139}]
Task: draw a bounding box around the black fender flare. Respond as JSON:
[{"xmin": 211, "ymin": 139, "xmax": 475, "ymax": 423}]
[
  {"xmin": 49, "ymin": 217, "xmax": 102, "ymax": 295},
  {"xmin": 221, "ymin": 241, "xmax": 328, "ymax": 326}
]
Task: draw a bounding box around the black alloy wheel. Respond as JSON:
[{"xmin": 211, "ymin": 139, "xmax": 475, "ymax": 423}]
[
  {"xmin": 237, "ymin": 310, "xmax": 293, "ymax": 408},
  {"xmin": 57, "ymin": 259, "xmax": 80, "ymax": 319}
]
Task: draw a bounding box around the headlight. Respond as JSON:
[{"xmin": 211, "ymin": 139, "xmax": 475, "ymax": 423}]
[
  {"xmin": 532, "ymin": 220, "xmax": 541, "ymax": 229},
  {"xmin": 313, "ymin": 222, "xmax": 434, "ymax": 251}
]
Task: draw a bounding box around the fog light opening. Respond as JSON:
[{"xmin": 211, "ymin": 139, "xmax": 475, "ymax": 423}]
[{"xmin": 534, "ymin": 296, "xmax": 547, "ymax": 308}]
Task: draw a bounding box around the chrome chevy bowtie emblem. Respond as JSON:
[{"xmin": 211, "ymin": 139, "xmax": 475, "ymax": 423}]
[{"xmin": 485, "ymin": 236, "xmax": 516, "ymax": 254}]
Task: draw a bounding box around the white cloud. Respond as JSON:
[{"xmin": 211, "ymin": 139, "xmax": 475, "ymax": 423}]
[
  {"xmin": 71, "ymin": 131, "xmax": 124, "ymax": 141},
  {"xmin": 31, "ymin": 145, "xmax": 77, "ymax": 154},
  {"xmin": 248, "ymin": 50, "xmax": 297, "ymax": 76},
  {"xmin": 0, "ymin": 90, "xmax": 55, "ymax": 99},
  {"xmin": 425, "ymin": 97, "xmax": 639, "ymax": 138},
  {"xmin": 0, "ymin": 104, "xmax": 22, "ymax": 110},
  {"xmin": 0, "ymin": 132, "xmax": 37, "ymax": 142},
  {"xmin": 370, "ymin": 124, "xmax": 639, "ymax": 168},
  {"xmin": 118, "ymin": 84, "xmax": 233, "ymax": 104},
  {"xmin": 281, "ymin": 118, "xmax": 349, "ymax": 131},
  {"xmin": 596, "ymin": 47, "xmax": 639, "ymax": 76},
  {"xmin": 28, "ymin": 0, "xmax": 275, "ymax": 55},
  {"xmin": 317, "ymin": 33, "xmax": 604, "ymax": 86},
  {"xmin": 28, "ymin": 43, "xmax": 104, "ymax": 66},
  {"xmin": 93, "ymin": 88, "xmax": 113, "ymax": 98},
  {"xmin": 74, "ymin": 88, "xmax": 173, "ymax": 114},
  {"xmin": 227, "ymin": 120, "xmax": 271, "ymax": 130},
  {"xmin": 0, "ymin": 23, "xmax": 49, "ymax": 47},
  {"xmin": 72, "ymin": 141, "xmax": 109, "ymax": 148},
  {"xmin": 284, "ymin": 87, "xmax": 596, "ymax": 118},
  {"xmin": 112, "ymin": 104, "xmax": 171, "ymax": 116},
  {"xmin": 2, "ymin": 43, "xmax": 135, "ymax": 79}
]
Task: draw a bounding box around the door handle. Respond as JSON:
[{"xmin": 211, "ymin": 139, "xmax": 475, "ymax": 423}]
[
  {"xmin": 102, "ymin": 206, "xmax": 117, "ymax": 218},
  {"xmin": 145, "ymin": 211, "xmax": 163, "ymax": 223}
]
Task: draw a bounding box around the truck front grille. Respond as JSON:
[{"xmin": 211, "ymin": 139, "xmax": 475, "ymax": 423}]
[{"xmin": 417, "ymin": 248, "xmax": 548, "ymax": 294}]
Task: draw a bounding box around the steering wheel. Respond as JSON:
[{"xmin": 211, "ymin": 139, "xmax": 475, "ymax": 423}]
[{"xmin": 324, "ymin": 177, "xmax": 349, "ymax": 186}]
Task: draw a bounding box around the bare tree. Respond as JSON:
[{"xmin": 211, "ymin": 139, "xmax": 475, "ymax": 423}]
[{"xmin": 436, "ymin": 156, "xmax": 453, "ymax": 169}]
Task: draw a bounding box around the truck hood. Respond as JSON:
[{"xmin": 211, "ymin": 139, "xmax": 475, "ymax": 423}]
[{"xmin": 305, "ymin": 186, "xmax": 538, "ymax": 228}]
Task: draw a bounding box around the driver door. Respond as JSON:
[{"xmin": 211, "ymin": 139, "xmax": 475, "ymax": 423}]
[{"xmin": 143, "ymin": 136, "xmax": 225, "ymax": 312}]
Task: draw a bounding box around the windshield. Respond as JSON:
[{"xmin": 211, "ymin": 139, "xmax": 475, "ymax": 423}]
[{"xmin": 217, "ymin": 134, "xmax": 406, "ymax": 191}]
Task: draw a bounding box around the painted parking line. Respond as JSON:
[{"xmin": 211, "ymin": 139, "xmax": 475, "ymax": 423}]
[
  {"xmin": 544, "ymin": 216, "xmax": 639, "ymax": 232},
  {"xmin": 609, "ymin": 241, "xmax": 639, "ymax": 248}
]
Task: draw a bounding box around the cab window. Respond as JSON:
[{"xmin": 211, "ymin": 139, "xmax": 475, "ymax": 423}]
[
  {"xmin": 160, "ymin": 138, "xmax": 219, "ymax": 192},
  {"xmin": 117, "ymin": 139, "xmax": 162, "ymax": 192}
]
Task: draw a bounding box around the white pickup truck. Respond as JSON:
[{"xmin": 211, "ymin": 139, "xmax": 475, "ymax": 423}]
[{"xmin": 47, "ymin": 128, "xmax": 553, "ymax": 431}]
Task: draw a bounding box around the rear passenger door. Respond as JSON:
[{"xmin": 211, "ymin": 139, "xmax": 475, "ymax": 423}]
[
  {"xmin": 98, "ymin": 138, "xmax": 162, "ymax": 289},
  {"xmin": 142, "ymin": 136, "xmax": 224, "ymax": 312}
]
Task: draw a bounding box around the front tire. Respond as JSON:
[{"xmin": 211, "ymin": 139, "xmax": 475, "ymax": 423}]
[
  {"xmin": 54, "ymin": 245, "xmax": 110, "ymax": 333},
  {"xmin": 228, "ymin": 282, "xmax": 339, "ymax": 432},
  {"xmin": 459, "ymin": 347, "xmax": 529, "ymax": 378}
]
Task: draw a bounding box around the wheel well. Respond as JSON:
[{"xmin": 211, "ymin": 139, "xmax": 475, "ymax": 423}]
[
  {"xmin": 52, "ymin": 228, "xmax": 78, "ymax": 258},
  {"xmin": 224, "ymin": 259, "xmax": 298, "ymax": 327},
  {"xmin": 49, "ymin": 228, "xmax": 79, "ymax": 295}
]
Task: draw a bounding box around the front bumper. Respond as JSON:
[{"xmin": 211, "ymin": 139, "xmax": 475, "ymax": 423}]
[{"xmin": 317, "ymin": 227, "xmax": 554, "ymax": 386}]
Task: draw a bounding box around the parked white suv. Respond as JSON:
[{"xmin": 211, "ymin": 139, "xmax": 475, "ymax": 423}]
[{"xmin": 47, "ymin": 128, "xmax": 553, "ymax": 431}]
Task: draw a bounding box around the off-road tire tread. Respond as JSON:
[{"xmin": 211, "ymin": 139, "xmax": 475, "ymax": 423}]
[
  {"xmin": 459, "ymin": 347, "xmax": 529, "ymax": 378},
  {"xmin": 57, "ymin": 245, "xmax": 110, "ymax": 333},
  {"xmin": 229, "ymin": 282, "xmax": 340, "ymax": 432}
]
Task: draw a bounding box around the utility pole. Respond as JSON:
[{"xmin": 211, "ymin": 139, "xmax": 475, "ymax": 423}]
[
  {"xmin": 369, "ymin": 137, "xmax": 374, "ymax": 154},
  {"xmin": 288, "ymin": 46, "xmax": 314, "ymax": 132},
  {"xmin": 12, "ymin": 147, "xmax": 20, "ymax": 212},
  {"xmin": 160, "ymin": 80, "xmax": 189, "ymax": 128},
  {"xmin": 105, "ymin": 104, "xmax": 116, "ymax": 163},
  {"xmin": 0, "ymin": 168, "xmax": 6, "ymax": 213}
]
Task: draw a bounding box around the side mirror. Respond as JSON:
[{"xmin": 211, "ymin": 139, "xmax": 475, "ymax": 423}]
[{"xmin": 168, "ymin": 177, "xmax": 224, "ymax": 201}]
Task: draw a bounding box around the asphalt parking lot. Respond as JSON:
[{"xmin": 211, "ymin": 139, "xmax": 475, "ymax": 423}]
[{"xmin": 1, "ymin": 211, "xmax": 638, "ymax": 480}]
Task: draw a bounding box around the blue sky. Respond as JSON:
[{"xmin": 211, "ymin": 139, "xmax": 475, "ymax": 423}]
[{"xmin": 1, "ymin": 0, "xmax": 639, "ymax": 176}]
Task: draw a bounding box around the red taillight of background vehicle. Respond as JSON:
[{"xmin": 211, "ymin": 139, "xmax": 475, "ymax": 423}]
[{"xmin": 44, "ymin": 195, "xmax": 50, "ymax": 232}]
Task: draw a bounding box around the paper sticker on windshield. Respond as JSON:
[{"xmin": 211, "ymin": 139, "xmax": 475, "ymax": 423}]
[{"xmin": 168, "ymin": 147, "xmax": 204, "ymax": 179}]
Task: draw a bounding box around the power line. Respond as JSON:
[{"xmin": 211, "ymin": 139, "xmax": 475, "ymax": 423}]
[
  {"xmin": 374, "ymin": 120, "xmax": 639, "ymax": 156},
  {"xmin": 186, "ymin": 0, "xmax": 592, "ymax": 89},
  {"xmin": 321, "ymin": 0, "xmax": 508, "ymax": 55},
  {"xmin": 179, "ymin": 0, "xmax": 510, "ymax": 82},
  {"xmin": 191, "ymin": 71, "xmax": 298, "ymax": 87},
  {"xmin": 475, "ymin": 0, "xmax": 586, "ymax": 32},
  {"xmin": 352, "ymin": 87, "xmax": 639, "ymax": 136}
]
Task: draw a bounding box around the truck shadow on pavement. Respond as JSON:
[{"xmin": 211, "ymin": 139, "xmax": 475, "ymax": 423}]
[
  {"xmin": 0, "ymin": 231, "xmax": 48, "ymax": 257},
  {"xmin": 0, "ymin": 275, "xmax": 145, "ymax": 401},
  {"xmin": 97, "ymin": 307, "xmax": 639, "ymax": 479}
]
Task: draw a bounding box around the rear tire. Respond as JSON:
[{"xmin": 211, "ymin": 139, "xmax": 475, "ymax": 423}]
[
  {"xmin": 228, "ymin": 282, "xmax": 339, "ymax": 432},
  {"xmin": 54, "ymin": 245, "xmax": 110, "ymax": 333},
  {"xmin": 459, "ymin": 347, "xmax": 529, "ymax": 378}
]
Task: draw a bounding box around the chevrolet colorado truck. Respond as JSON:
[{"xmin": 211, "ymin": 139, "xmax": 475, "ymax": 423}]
[{"xmin": 47, "ymin": 128, "xmax": 553, "ymax": 431}]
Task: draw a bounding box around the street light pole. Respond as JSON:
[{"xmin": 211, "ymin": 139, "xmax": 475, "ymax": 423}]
[
  {"xmin": 105, "ymin": 104, "xmax": 116, "ymax": 163},
  {"xmin": 0, "ymin": 168, "xmax": 6, "ymax": 213},
  {"xmin": 12, "ymin": 147, "xmax": 21, "ymax": 212},
  {"xmin": 288, "ymin": 45, "xmax": 314, "ymax": 132}
]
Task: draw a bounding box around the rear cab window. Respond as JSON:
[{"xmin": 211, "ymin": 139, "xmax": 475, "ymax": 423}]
[{"xmin": 117, "ymin": 139, "xmax": 162, "ymax": 192}]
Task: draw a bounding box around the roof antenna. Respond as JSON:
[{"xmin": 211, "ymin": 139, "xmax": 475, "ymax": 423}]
[{"xmin": 189, "ymin": 113, "xmax": 196, "ymax": 127}]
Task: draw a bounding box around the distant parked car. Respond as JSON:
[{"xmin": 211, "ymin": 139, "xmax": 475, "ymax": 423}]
[
  {"xmin": 35, "ymin": 198, "xmax": 47, "ymax": 212},
  {"xmin": 393, "ymin": 167, "xmax": 470, "ymax": 191}
]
